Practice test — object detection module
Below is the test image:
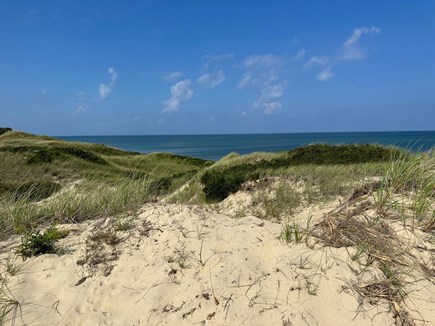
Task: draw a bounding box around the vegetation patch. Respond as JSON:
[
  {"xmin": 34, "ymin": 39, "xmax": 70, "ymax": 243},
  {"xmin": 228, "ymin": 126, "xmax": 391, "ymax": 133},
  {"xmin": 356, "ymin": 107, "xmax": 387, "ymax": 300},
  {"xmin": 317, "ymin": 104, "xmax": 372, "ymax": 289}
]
[
  {"xmin": 17, "ymin": 225, "xmax": 69, "ymax": 259},
  {"xmin": 0, "ymin": 128, "xmax": 12, "ymax": 136},
  {"xmin": 201, "ymin": 144, "xmax": 402, "ymax": 201},
  {"xmin": 14, "ymin": 180, "xmax": 61, "ymax": 202}
]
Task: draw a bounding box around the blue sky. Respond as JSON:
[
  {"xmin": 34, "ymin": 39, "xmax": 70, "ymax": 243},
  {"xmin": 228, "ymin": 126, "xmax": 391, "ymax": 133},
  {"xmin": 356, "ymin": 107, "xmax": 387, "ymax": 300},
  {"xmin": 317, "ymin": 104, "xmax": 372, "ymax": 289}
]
[{"xmin": 0, "ymin": 1, "xmax": 434, "ymax": 135}]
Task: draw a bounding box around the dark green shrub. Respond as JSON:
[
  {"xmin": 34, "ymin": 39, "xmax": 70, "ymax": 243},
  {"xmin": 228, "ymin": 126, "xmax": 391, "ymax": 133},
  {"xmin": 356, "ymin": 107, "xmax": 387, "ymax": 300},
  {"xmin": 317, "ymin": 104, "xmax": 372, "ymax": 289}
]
[
  {"xmin": 17, "ymin": 225, "xmax": 69, "ymax": 258},
  {"xmin": 201, "ymin": 166, "xmax": 260, "ymax": 201},
  {"xmin": 14, "ymin": 180, "xmax": 61, "ymax": 202},
  {"xmin": 286, "ymin": 144, "xmax": 401, "ymax": 165},
  {"xmin": 26, "ymin": 148, "xmax": 59, "ymax": 164},
  {"xmin": 201, "ymin": 144, "xmax": 404, "ymax": 202},
  {"xmin": 0, "ymin": 127, "xmax": 12, "ymax": 135},
  {"xmin": 0, "ymin": 145, "xmax": 107, "ymax": 164},
  {"xmin": 58, "ymin": 147, "xmax": 107, "ymax": 164}
]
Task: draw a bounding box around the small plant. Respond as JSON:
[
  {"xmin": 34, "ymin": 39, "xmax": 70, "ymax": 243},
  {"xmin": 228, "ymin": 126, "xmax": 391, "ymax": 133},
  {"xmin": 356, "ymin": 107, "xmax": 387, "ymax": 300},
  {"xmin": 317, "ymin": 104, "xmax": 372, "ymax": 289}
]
[
  {"xmin": 17, "ymin": 225, "xmax": 69, "ymax": 259},
  {"xmin": 305, "ymin": 280, "xmax": 318, "ymax": 295},
  {"xmin": 113, "ymin": 218, "xmax": 133, "ymax": 232},
  {"xmin": 0, "ymin": 278, "xmax": 20, "ymax": 325},
  {"xmin": 3, "ymin": 256, "xmax": 21, "ymax": 276},
  {"xmin": 280, "ymin": 221, "xmax": 304, "ymax": 244}
]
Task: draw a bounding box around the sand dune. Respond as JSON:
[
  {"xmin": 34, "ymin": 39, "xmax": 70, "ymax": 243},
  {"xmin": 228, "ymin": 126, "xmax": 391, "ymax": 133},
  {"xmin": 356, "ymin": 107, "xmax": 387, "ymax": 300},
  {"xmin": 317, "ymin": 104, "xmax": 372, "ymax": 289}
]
[{"xmin": 1, "ymin": 191, "xmax": 433, "ymax": 325}]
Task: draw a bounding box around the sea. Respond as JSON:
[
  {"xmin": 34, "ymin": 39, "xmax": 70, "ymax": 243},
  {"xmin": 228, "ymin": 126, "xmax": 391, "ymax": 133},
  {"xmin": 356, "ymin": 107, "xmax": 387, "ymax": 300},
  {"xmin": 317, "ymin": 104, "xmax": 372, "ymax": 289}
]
[{"xmin": 59, "ymin": 131, "xmax": 435, "ymax": 162}]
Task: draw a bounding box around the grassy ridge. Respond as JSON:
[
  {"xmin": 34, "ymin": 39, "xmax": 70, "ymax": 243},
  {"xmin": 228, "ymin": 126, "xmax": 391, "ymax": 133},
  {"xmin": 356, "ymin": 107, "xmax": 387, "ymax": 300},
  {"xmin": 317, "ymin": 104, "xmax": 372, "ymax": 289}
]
[
  {"xmin": 201, "ymin": 144, "xmax": 403, "ymax": 201},
  {"xmin": 1, "ymin": 129, "xmax": 432, "ymax": 239},
  {"xmin": 0, "ymin": 130, "xmax": 212, "ymax": 237}
]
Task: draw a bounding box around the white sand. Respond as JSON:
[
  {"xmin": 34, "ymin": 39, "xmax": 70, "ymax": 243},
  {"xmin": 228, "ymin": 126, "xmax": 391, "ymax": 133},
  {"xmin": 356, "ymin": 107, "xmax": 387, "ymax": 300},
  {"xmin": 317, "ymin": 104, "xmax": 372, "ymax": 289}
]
[{"xmin": 1, "ymin": 195, "xmax": 433, "ymax": 325}]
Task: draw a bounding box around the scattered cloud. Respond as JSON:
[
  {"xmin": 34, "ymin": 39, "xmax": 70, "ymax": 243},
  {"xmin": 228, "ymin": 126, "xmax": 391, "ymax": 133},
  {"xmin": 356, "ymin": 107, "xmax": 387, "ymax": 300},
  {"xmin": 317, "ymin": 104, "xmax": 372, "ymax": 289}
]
[
  {"xmin": 237, "ymin": 74, "xmax": 252, "ymax": 89},
  {"xmin": 163, "ymin": 71, "xmax": 183, "ymax": 81},
  {"xmin": 99, "ymin": 67, "xmax": 118, "ymax": 100},
  {"xmin": 244, "ymin": 54, "xmax": 285, "ymax": 70},
  {"xmin": 317, "ymin": 68, "xmax": 334, "ymax": 81},
  {"xmin": 341, "ymin": 26, "xmax": 381, "ymax": 60},
  {"xmin": 295, "ymin": 49, "xmax": 307, "ymax": 60},
  {"xmin": 253, "ymin": 85, "xmax": 284, "ymax": 114},
  {"xmin": 203, "ymin": 53, "xmax": 234, "ymax": 69},
  {"xmin": 303, "ymin": 56, "xmax": 328, "ymax": 69},
  {"xmin": 74, "ymin": 91, "xmax": 88, "ymax": 114},
  {"xmin": 162, "ymin": 79, "xmax": 193, "ymax": 112},
  {"xmin": 74, "ymin": 105, "xmax": 86, "ymax": 114},
  {"xmin": 197, "ymin": 70, "xmax": 226, "ymax": 88},
  {"xmin": 264, "ymin": 101, "xmax": 283, "ymax": 114},
  {"xmin": 239, "ymin": 54, "xmax": 286, "ymax": 114}
]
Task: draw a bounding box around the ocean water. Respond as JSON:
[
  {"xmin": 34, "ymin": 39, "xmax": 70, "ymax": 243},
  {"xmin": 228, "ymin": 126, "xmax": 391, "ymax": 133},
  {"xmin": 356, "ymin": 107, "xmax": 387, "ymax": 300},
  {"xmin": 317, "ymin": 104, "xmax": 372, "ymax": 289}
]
[{"xmin": 59, "ymin": 131, "xmax": 435, "ymax": 161}]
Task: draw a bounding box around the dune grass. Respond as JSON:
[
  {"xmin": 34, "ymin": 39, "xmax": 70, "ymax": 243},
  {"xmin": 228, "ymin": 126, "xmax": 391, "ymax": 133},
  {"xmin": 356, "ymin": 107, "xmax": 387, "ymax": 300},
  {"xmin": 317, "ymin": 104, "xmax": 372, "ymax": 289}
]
[{"xmin": 0, "ymin": 130, "xmax": 212, "ymax": 238}]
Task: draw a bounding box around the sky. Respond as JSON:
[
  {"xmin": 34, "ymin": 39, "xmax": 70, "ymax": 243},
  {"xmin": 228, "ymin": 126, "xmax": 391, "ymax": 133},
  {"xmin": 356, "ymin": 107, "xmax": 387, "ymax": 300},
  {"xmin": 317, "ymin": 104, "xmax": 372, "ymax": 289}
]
[{"xmin": 0, "ymin": 1, "xmax": 434, "ymax": 136}]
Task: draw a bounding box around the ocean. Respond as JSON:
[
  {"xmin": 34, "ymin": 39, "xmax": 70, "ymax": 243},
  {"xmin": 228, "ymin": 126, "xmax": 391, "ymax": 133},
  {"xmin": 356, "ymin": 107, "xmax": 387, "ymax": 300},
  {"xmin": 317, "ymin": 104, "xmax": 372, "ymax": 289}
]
[{"xmin": 59, "ymin": 131, "xmax": 435, "ymax": 161}]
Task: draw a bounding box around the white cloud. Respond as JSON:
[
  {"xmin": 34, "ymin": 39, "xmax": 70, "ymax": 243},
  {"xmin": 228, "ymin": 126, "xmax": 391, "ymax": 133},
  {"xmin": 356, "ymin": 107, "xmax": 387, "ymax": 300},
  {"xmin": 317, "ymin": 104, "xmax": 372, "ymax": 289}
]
[
  {"xmin": 303, "ymin": 56, "xmax": 328, "ymax": 69},
  {"xmin": 203, "ymin": 53, "xmax": 234, "ymax": 68},
  {"xmin": 197, "ymin": 70, "xmax": 226, "ymax": 88},
  {"xmin": 162, "ymin": 79, "xmax": 193, "ymax": 112},
  {"xmin": 99, "ymin": 67, "xmax": 118, "ymax": 100},
  {"xmin": 264, "ymin": 101, "xmax": 283, "ymax": 114},
  {"xmin": 341, "ymin": 26, "xmax": 381, "ymax": 60},
  {"xmin": 163, "ymin": 71, "xmax": 183, "ymax": 81},
  {"xmin": 239, "ymin": 54, "xmax": 286, "ymax": 114},
  {"xmin": 253, "ymin": 84, "xmax": 284, "ymax": 112},
  {"xmin": 244, "ymin": 54, "xmax": 285, "ymax": 69},
  {"xmin": 75, "ymin": 104, "xmax": 86, "ymax": 114},
  {"xmin": 74, "ymin": 91, "xmax": 88, "ymax": 114},
  {"xmin": 237, "ymin": 74, "xmax": 252, "ymax": 89},
  {"xmin": 317, "ymin": 68, "xmax": 334, "ymax": 81},
  {"xmin": 295, "ymin": 49, "xmax": 307, "ymax": 60}
]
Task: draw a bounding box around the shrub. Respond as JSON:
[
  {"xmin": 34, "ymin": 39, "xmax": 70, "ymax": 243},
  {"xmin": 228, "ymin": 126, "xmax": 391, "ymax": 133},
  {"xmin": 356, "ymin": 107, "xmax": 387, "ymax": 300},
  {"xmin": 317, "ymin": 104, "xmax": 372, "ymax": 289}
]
[
  {"xmin": 201, "ymin": 165, "xmax": 259, "ymax": 201},
  {"xmin": 17, "ymin": 225, "xmax": 69, "ymax": 258},
  {"xmin": 25, "ymin": 147, "xmax": 107, "ymax": 164},
  {"xmin": 0, "ymin": 127, "xmax": 12, "ymax": 136},
  {"xmin": 201, "ymin": 144, "xmax": 403, "ymax": 201}
]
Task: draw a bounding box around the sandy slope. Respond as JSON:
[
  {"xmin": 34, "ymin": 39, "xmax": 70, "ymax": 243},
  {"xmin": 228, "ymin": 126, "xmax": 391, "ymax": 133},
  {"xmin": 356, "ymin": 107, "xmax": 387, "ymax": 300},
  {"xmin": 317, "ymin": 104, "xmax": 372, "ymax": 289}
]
[{"xmin": 1, "ymin": 197, "xmax": 433, "ymax": 325}]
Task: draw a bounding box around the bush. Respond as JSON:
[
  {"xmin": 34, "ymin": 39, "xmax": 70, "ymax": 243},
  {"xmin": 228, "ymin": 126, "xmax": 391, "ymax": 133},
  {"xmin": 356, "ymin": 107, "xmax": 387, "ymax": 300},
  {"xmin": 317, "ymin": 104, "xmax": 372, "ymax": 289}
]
[
  {"xmin": 201, "ymin": 144, "xmax": 403, "ymax": 201},
  {"xmin": 0, "ymin": 127, "xmax": 12, "ymax": 135},
  {"xmin": 286, "ymin": 144, "xmax": 401, "ymax": 165},
  {"xmin": 201, "ymin": 165, "xmax": 259, "ymax": 201},
  {"xmin": 25, "ymin": 147, "xmax": 107, "ymax": 164},
  {"xmin": 14, "ymin": 180, "xmax": 61, "ymax": 202},
  {"xmin": 17, "ymin": 225, "xmax": 69, "ymax": 258}
]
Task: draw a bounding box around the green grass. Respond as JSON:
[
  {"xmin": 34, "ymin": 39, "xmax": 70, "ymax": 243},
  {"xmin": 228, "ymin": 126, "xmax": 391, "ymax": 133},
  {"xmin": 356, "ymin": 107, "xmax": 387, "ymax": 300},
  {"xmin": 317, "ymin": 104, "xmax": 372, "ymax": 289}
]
[
  {"xmin": 0, "ymin": 131, "xmax": 212, "ymax": 238},
  {"xmin": 374, "ymin": 149, "xmax": 434, "ymax": 229},
  {"xmin": 200, "ymin": 144, "xmax": 402, "ymax": 201}
]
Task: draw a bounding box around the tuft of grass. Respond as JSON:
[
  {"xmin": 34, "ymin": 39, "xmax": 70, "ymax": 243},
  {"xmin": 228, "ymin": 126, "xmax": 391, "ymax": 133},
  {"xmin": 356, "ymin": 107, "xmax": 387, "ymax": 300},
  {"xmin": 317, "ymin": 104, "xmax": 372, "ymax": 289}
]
[
  {"xmin": 374, "ymin": 149, "xmax": 434, "ymax": 229},
  {"xmin": 13, "ymin": 180, "xmax": 61, "ymax": 202},
  {"xmin": 3, "ymin": 256, "xmax": 21, "ymax": 277},
  {"xmin": 280, "ymin": 220, "xmax": 306, "ymax": 244},
  {"xmin": 17, "ymin": 225, "xmax": 69, "ymax": 259},
  {"xmin": 0, "ymin": 278, "xmax": 20, "ymax": 325},
  {"xmin": 254, "ymin": 181, "xmax": 301, "ymax": 221}
]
